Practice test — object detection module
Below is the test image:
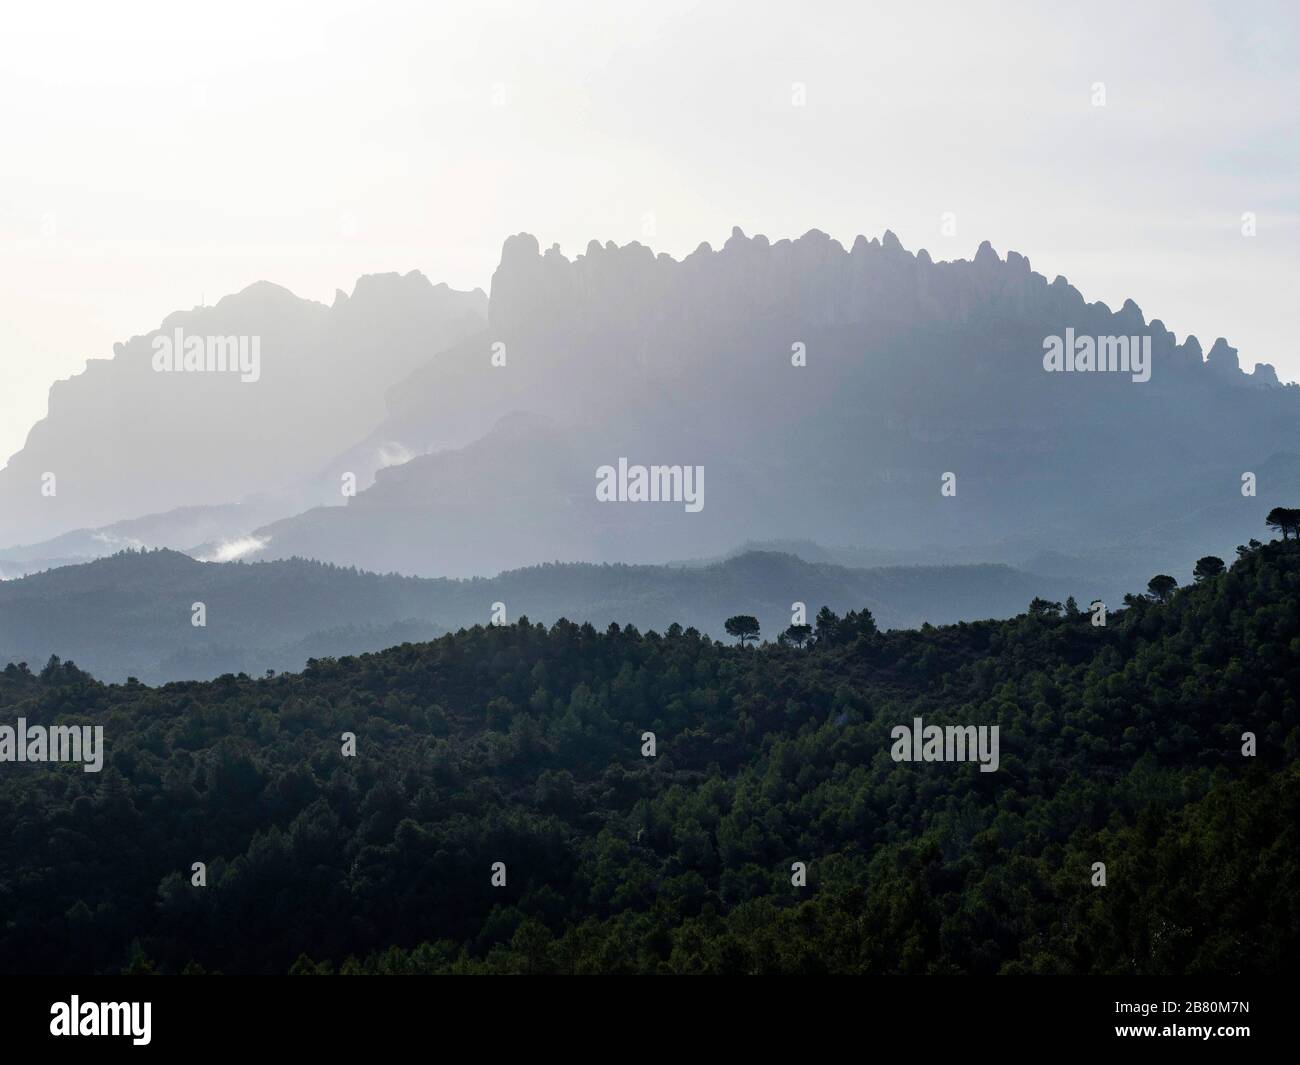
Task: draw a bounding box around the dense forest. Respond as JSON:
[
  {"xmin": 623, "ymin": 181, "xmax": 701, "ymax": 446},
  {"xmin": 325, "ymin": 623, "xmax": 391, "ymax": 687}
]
[{"xmin": 0, "ymin": 539, "xmax": 1297, "ymax": 974}]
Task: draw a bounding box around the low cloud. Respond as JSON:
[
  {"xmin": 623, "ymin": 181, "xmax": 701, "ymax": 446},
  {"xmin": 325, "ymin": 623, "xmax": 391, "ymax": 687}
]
[
  {"xmin": 91, "ymin": 531, "xmax": 146, "ymax": 550},
  {"xmin": 376, "ymin": 442, "xmax": 415, "ymax": 469},
  {"xmin": 198, "ymin": 536, "xmax": 269, "ymax": 563}
]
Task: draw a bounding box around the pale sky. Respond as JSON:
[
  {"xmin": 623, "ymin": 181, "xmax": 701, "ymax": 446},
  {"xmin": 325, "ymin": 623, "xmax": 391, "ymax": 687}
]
[{"xmin": 2, "ymin": 0, "xmax": 1297, "ymax": 465}]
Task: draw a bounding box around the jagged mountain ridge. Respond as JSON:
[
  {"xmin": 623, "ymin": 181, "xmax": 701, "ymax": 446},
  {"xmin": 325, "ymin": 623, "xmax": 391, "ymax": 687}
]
[
  {"xmin": 5, "ymin": 226, "xmax": 1294, "ymax": 584},
  {"xmin": 243, "ymin": 228, "xmax": 1296, "ymax": 579}
]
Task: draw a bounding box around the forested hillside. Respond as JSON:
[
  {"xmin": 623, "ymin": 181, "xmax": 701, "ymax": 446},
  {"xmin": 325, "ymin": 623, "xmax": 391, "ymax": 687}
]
[
  {"xmin": 1, "ymin": 540, "xmax": 1296, "ymax": 975},
  {"xmin": 0, "ymin": 548, "xmax": 1075, "ymax": 683}
]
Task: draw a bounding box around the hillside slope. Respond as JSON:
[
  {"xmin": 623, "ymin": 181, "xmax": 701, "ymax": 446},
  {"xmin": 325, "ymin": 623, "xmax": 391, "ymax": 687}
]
[
  {"xmin": 0, "ymin": 539, "xmax": 1295, "ymax": 974},
  {"xmin": 0, "ymin": 548, "xmax": 1076, "ymax": 683}
]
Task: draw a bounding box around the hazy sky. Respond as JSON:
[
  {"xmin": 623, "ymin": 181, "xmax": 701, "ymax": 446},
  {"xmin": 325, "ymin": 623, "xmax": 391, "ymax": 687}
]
[{"xmin": 2, "ymin": 0, "xmax": 1297, "ymax": 465}]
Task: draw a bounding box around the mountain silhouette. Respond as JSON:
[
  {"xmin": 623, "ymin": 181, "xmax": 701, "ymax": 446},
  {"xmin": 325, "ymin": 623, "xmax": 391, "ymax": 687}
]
[
  {"xmin": 0, "ymin": 273, "xmax": 485, "ymax": 546},
  {"xmin": 5, "ymin": 227, "xmax": 1294, "ymax": 587},
  {"xmin": 232, "ymin": 228, "xmax": 1295, "ymax": 583}
]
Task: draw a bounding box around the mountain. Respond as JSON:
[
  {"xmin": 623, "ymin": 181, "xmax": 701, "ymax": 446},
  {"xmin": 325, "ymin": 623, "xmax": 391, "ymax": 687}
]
[
  {"xmin": 0, "ymin": 273, "xmax": 486, "ymax": 546},
  {"xmin": 0, "ymin": 547, "xmax": 1080, "ymax": 684},
  {"xmin": 235, "ymin": 228, "xmax": 1298, "ymax": 583},
  {"xmin": 0, "ymin": 499, "xmax": 289, "ymax": 580},
  {"xmin": 7, "ymin": 226, "xmax": 1296, "ymax": 588},
  {"xmin": 1, "ymin": 537, "xmax": 1295, "ymax": 975}
]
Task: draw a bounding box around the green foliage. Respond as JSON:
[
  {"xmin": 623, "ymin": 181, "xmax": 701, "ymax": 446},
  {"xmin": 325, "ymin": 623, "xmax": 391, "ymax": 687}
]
[
  {"xmin": 1266, "ymin": 507, "xmax": 1300, "ymax": 540},
  {"xmin": 783, "ymin": 624, "xmax": 813, "ymax": 648},
  {"xmin": 723, "ymin": 615, "xmax": 760, "ymax": 646},
  {"xmin": 1, "ymin": 543, "xmax": 1298, "ymax": 975},
  {"xmin": 813, "ymin": 607, "xmax": 878, "ymax": 647},
  {"xmin": 1146, "ymin": 574, "xmax": 1178, "ymax": 602},
  {"xmin": 1193, "ymin": 556, "xmax": 1226, "ymax": 582}
]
